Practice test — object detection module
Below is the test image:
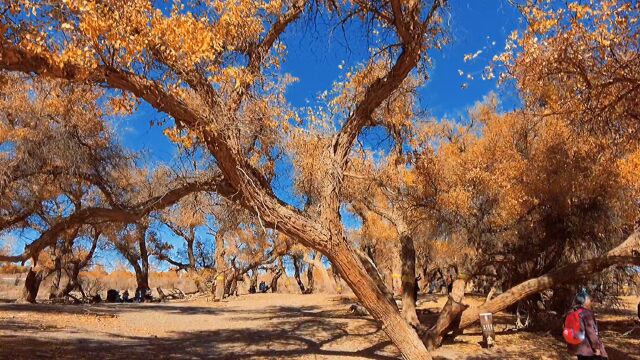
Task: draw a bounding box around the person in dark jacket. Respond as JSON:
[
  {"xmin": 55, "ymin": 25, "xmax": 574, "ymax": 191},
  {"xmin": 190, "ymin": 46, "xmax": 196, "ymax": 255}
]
[{"xmin": 567, "ymin": 288, "xmax": 608, "ymax": 360}]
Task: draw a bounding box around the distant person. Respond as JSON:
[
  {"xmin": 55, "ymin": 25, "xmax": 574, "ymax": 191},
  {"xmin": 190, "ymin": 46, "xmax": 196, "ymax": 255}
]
[
  {"xmin": 122, "ymin": 290, "xmax": 129, "ymax": 302},
  {"xmin": 564, "ymin": 288, "xmax": 608, "ymax": 360}
]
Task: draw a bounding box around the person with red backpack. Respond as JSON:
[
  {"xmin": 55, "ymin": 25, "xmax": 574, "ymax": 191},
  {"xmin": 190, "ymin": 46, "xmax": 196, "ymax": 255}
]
[{"xmin": 564, "ymin": 288, "xmax": 608, "ymax": 360}]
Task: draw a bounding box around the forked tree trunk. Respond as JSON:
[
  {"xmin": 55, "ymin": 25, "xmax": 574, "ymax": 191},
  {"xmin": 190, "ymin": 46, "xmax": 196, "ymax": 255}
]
[
  {"xmin": 59, "ymin": 232, "xmax": 98, "ymax": 300},
  {"xmin": 399, "ymin": 230, "xmax": 419, "ymax": 326},
  {"xmin": 49, "ymin": 253, "xmax": 63, "ymax": 299},
  {"xmin": 60, "ymin": 265, "xmax": 82, "ymax": 299},
  {"xmin": 19, "ymin": 267, "xmax": 44, "ymax": 303},
  {"xmin": 304, "ymin": 252, "xmax": 336, "ymax": 293},
  {"xmin": 424, "ymin": 277, "xmax": 468, "ymax": 349},
  {"xmin": 230, "ymin": 277, "xmax": 238, "ymax": 296},
  {"xmin": 330, "ymin": 241, "xmax": 431, "ymax": 360}
]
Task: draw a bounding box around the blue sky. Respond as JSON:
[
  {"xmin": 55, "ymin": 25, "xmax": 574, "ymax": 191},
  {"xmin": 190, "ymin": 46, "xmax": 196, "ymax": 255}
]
[
  {"xmin": 117, "ymin": 0, "xmax": 524, "ymax": 162},
  {"xmin": 100, "ymin": 0, "xmax": 526, "ymax": 270},
  {"xmin": 4, "ymin": 1, "xmax": 527, "ymax": 271}
]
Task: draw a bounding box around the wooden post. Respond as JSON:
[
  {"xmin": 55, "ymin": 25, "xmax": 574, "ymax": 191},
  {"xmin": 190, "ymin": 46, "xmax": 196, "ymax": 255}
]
[
  {"xmin": 214, "ymin": 274, "xmax": 225, "ymax": 301},
  {"xmin": 479, "ymin": 313, "xmax": 495, "ymax": 348}
]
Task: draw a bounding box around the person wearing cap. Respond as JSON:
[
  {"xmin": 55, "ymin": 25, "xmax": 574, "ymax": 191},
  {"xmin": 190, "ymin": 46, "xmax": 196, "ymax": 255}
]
[{"xmin": 567, "ymin": 288, "xmax": 608, "ymax": 360}]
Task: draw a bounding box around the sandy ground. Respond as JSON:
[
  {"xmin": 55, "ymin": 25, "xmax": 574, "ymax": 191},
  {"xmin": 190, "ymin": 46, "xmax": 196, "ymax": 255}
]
[{"xmin": 0, "ymin": 293, "xmax": 638, "ymax": 360}]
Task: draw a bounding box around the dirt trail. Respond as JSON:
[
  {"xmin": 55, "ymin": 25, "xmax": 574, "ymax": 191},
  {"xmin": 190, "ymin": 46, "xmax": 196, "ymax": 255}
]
[{"xmin": 0, "ymin": 293, "xmax": 638, "ymax": 359}]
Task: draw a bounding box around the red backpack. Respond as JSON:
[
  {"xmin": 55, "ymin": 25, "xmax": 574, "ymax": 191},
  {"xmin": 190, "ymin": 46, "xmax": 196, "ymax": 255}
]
[{"xmin": 563, "ymin": 308, "xmax": 586, "ymax": 345}]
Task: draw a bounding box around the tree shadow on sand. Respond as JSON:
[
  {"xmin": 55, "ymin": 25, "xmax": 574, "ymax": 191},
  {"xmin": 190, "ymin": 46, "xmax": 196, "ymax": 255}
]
[{"xmin": 0, "ymin": 303, "xmax": 407, "ymax": 359}]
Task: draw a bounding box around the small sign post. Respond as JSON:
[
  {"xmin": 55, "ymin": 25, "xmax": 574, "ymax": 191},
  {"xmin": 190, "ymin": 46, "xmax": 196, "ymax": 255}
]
[{"xmin": 479, "ymin": 312, "xmax": 495, "ymax": 348}]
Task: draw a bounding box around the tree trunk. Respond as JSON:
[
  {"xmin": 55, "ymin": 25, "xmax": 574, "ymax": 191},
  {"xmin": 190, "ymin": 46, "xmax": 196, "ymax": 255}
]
[
  {"xmin": 458, "ymin": 232, "xmax": 640, "ymax": 330},
  {"xmin": 270, "ymin": 258, "xmax": 284, "ymax": 292},
  {"xmin": 355, "ymin": 249, "xmax": 398, "ymax": 308},
  {"xmin": 304, "ymin": 251, "xmax": 335, "ymax": 293},
  {"xmin": 214, "ymin": 230, "xmax": 226, "ymax": 301},
  {"xmin": 230, "ymin": 277, "xmax": 238, "ymax": 296},
  {"xmin": 330, "ymin": 241, "xmax": 431, "ymax": 360},
  {"xmin": 293, "ymin": 256, "xmax": 306, "ymax": 293},
  {"xmin": 224, "ymin": 261, "xmax": 239, "ymax": 297},
  {"xmin": 60, "ymin": 265, "xmax": 81, "ymax": 299},
  {"xmin": 135, "ymin": 266, "xmax": 150, "ymax": 295},
  {"xmin": 399, "ymin": 230, "xmax": 419, "ymax": 326},
  {"xmin": 250, "ymin": 268, "xmax": 258, "ymax": 293},
  {"xmin": 138, "ymin": 228, "xmax": 150, "ymax": 293},
  {"xmin": 49, "ymin": 250, "xmax": 63, "ymax": 299},
  {"xmin": 424, "ymin": 277, "xmax": 468, "ymax": 349},
  {"xmin": 187, "ymin": 232, "xmax": 196, "ymax": 268},
  {"xmin": 305, "ymin": 260, "xmax": 315, "ymax": 294},
  {"xmin": 61, "ymin": 232, "xmax": 99, "ymax": 299},
  {"xmin": 188, "ymin": 268, "xmax": 208, "ymax": 293},
  {"xmin": 19, "ymin": 267, "xmax": 44, "ymax": 303}
]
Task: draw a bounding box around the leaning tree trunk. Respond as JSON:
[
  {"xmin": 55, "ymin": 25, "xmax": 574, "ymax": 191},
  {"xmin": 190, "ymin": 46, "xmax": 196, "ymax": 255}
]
[
  {"xmin": 355, "ymin": 249, "xmax": 397, "ymax": 307},
  {"xmin": 424, "ymin": 276, "xmax": 468, "ymax": 349},
  {"xmin": 18, "ymin": 267, "xmax": 45, "ymax": 303},
  {"xmin": 329, "ymin": 241, "xmax": 431, "ymax": 360},
  {"xmin": 399, "ymin": 228, "xmax": 419, "ymax": 326},
  {"xmin": 457, "ymin": 232, "xmax": 640, "ymax": 331}
]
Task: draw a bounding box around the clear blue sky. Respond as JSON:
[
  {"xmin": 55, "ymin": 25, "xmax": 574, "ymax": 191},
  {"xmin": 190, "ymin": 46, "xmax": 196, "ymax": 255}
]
[
  {"xmin": 5, "ymin": 1, "xmax": 526, "ymax": 270},
  {"xmin": 117, "ymin": 0, "xmax": 523, "ymax": 161},
  {"xmin": 99, "ymin": 0, "xmax": 526, "ymax": 270}
]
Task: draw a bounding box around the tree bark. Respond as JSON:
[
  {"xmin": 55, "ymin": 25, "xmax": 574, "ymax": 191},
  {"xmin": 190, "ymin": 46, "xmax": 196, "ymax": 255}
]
[
  {"xmin": 305, "ymin": 260, "xmax": 315, "ymax": 294},
  {"xmin": 293, "ymin": 256, "xmax": 306, "ymax": 293},
  {"xmin": 250, "ymin": 268, "xmax": 258, "ymax": 292},
  {"xmin": 399, "ymin": 231, "xmax": 419, "ymax": 326},
  {"xmin": 355, "ymin": 249, "xmax": 397, "ymax": 308},
  {"xmin": 214, "ymin": 230, "xmax": 227, "ymax": 301},
  {"xmin": 304, "ymin": 251, "xmax": 335, "ymax": 293},
  {"xmin": 270, "ymin": 258, "xmax": 284, "ymax": 292},
  {"xmin": 330, "ymin": 242, "xmax": 431, "ymax": 360},
  {"xmin": 49, "ymin": 246, "xmax": 63, "ymax": 299},
  {"xmin": 18, "ymin": 267, "xmax": 44, "ymax": 303},
  {"xmin": 424, "ymin": 277, "xmax": 468, "ymax": 349},
  {"xmin": 60, "ymin": 231, "xmax": 99, "ymax": 299}
]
